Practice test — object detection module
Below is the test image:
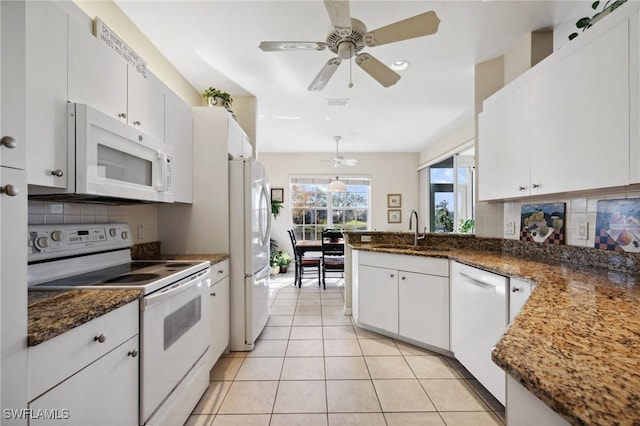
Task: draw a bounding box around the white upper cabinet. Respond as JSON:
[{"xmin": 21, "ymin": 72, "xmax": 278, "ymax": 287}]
[
  {"xmin": 478, "ymin": 79, "xmax": 530, "ymax": 200},
  {"xmin": 68, "ymin": 18, "xmax": 128, "ymax": 121},
  {"xmin": 25, "ymin": 1, "xmax": 68, "ymax": 188},
  {"xmin": 127, "ymin": 66, "xmax": 165, "ymax": 141},
  {"xmin": 479, "ymin": 2, "xmax": 638, "ymax": 201},
  {"xmin": 164, "ymin": 90, "xmax": 193, "ymax": 203},
  {"xmin": 529, "ymin": 18, "xmax": 629, "ymax": 195}
]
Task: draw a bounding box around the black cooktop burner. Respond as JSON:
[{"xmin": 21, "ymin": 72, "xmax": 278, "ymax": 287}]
[{"xmin": 31, "ymin": 260, "xmax": 201, "ymax": 289}]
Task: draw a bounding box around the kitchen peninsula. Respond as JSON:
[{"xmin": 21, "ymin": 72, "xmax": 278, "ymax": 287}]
[{"xmin": 347, "ymin": 232, "xmax": 640, "ymax": 426}]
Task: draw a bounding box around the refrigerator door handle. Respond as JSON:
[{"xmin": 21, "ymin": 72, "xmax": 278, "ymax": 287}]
[
  {"xmin": 260, "ymin": 183, "xmax": 271, "ymax": 249},
  {"xmin": 247, "ymin": 265, "xmax": 271, "ymax": 280}
]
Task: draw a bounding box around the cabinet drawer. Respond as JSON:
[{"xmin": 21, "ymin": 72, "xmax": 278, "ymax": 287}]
[
  {"xmin": 29, "ymin": 301, "xmax": 139, "ymax": 400},
  {"xmin": 359, "ymin": 250, "xmax": 449, "ymax": 277},
  {"xmin": 211, "ymin": 259, "xmax": 230, "ymax": 283}
]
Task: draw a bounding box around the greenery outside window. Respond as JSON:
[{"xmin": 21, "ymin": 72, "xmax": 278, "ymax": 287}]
[
  {"xmin": 428, "ymin": 146, "xmax": 475, "ymax": 233},
  {"xmin": 290, "ymin": 176, "xmax": 370, "ymax": 240}
]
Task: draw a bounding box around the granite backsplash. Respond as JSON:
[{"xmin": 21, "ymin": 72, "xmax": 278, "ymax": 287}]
[{"xmin": 344, "ymin": 231, "xmax": 640, "ymax": 274}]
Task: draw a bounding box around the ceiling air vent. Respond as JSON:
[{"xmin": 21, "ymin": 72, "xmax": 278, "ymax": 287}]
[{"xmin": 325, "ymin": 99, "xmax": 350, "ymax": 107}]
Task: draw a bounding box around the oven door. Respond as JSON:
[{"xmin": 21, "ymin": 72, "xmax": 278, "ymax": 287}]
[
  {"xmin": 140, "ymin": 269, "xmax": 211, "ymax": 425},
  {"xmin": 74, "ymin": 103, "xmax": 173, "ymax": 203}
]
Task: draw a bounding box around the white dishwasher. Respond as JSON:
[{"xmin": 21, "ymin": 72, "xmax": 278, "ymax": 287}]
[{"xmin": 451, "ymin": 261, "xmax": 508, "ymax": 405}]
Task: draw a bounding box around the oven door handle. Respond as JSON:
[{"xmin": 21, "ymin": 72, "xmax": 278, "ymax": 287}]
[{"xmin": 143, "ymin": 273, "xmax": 211, "ymax": 310}]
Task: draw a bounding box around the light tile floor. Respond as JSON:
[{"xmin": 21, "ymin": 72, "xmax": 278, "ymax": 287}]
[{"xmin": 186, "ymin": 272, "xmax": 505, "ymax": 426}]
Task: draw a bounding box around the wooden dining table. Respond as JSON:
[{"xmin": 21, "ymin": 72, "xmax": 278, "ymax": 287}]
[{"xmin": 294, "ymin": 239, "xmax": 344, "ymax": 256}]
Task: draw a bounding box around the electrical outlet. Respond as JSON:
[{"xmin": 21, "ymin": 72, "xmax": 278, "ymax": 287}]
[
  {"xmin": 505, "ymin": 221, "xmax": 516, "ymax": 235},
  {"xmin": 361, "ymin": 235, "xmax": 372, "ymax": 243},
  {"xmin": 577, "ymin": 222, "xmax": 588, "ymax": 240},
  {"xmin": 137, "ymin": 224, "xmax": 145, "ymax": 240}
]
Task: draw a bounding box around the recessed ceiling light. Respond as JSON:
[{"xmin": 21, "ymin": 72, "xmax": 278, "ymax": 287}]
[{"xmin": 390, "ymin": 60, "xmax": 409, "ymax": 71}]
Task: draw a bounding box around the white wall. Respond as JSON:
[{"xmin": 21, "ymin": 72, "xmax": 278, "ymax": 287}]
[{"xmin": 260, "ymin": 152, "xmax": 419, "ymax": 256}]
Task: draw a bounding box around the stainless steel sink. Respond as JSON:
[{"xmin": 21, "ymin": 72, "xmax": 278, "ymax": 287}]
[{"xmin": 372, "ymin": 244, "xmax": 450, "ymax": 252}]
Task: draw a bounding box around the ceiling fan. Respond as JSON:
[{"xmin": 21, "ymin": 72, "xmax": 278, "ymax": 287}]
[
  {"xmin": 322, "ymin": 136, "xmax": 357, "ymax": 167},
  {"xmin": 258, "ymin": 0, "xmax": 440, "ymax": 91}
]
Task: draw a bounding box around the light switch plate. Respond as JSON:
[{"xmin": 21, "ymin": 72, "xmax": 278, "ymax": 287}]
[
  {"xmin": 577, "ymin": 222, "xmax": 588, "ymax": 240},
  {"xmin": 505, "ymin": 221, "xmax": 517, "ymax": 235},
  {"xmin": 137, "ymin": 224, "xmax": 145, "ymax": 240}
]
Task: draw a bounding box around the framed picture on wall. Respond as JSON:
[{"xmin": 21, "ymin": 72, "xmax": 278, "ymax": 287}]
[
  {"xmin": 387, "ymin": 194, "xmax": 401, "ymax": 208},
  {"xmin": 388, "ymin": 209, "xmax": 402, "ymax": 223},
  {"xmin": 271, "ymin": 188, "xmax": 284, "ymax": 203}
]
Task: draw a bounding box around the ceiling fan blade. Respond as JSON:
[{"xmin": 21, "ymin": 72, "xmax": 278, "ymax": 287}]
[
  {"xmin": 307, "ymin": 57, "xmax": 342, "ymax": 92},
  {"xmin": 355, "ymin": 53, "xmax": 400, "ymax": 88},
  {"xmin": 259, "ymin": 41, "xmax": 327, "ymax": 52},
  {"xmin": 364, "ymin": 11, "xmax": 440, "ymax": 47},
  {"xmin": 324, "ymin": 0, "xmax": 352, "ymax": 36}
]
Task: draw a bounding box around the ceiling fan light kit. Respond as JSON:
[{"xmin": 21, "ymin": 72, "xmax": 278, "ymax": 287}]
[
  {"xmin": 328, "ymin": 176, "xmax": 347, "ymax": 192},
  {"xmin": 258, "ymin": 0, "xmax": 440, "ymax": 91}
]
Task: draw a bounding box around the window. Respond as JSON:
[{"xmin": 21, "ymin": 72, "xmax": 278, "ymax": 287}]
[
  {"xmin": 427, "ymin": 146, "xmax": 475, "ymax": 233},
  {"xmin": 290, "ymin": 176, "xmax": 370, "ymax": 240}
]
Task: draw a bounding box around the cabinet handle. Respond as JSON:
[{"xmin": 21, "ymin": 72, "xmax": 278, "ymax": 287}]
[
  {"xmin": 401, "ymin": 276, "xmax": 406, "ymax": 280},
  {"xmin": 211, "ymin": 292, "xmax": 216, "ymax": 297},
  {"xmin": 94, "ymin": 334, "xmax": 107, "ymax": 343},
  {"xmin": 532, "ymin": 183, "xmax": 540, "ymax": 189},
  {"xmin": 518, "ymin": 186, "xmax": 526, "ymax": 191},
  {"xmin": 218, "ymin": 269, "xmax": 224, "ymax": 274},
  {"xmin": 128, "ymin": 349, "xmax": 139, "ymax": 358},
  {"xmin": 512, "ymin": 287, "xmax": 521, "ymax": 293},
  {"xmin": 138, "ymin": 135, "xmax": 144, "ymax": 142},
  {"xmin": 51, "ymin": 169, "xmax": 64, "ymax": 177},
  {"xmin": 133, "ymin": 120, "xmax": 141, "ymax": 126},
  {"xmin": 390, "ymin": 274, "xmax": 395, "ymax": 278},
  {"xmin": 1, "ymin": 184, "xmax": 19, "ymax": 197},
  {"xmin": 118, "ymin": 112, "xmax": 127, "ymax": 119},
  {"xmin": 1, "ymin": 136, "xmax": 17, "ymax": 149}
]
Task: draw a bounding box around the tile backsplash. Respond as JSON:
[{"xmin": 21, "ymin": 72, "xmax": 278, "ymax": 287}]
[{"xmin": 28, "ymin": 201, "xmax": 159, "ymax": 244}]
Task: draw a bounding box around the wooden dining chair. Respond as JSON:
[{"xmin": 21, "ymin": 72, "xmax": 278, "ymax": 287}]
[
  {"xmin": 321, "ymin": 229, "xmax": 345, "ymax": 289},
  {"xmin": 288, "ymin": 230, "xmax": 321, "ymax": 288}
]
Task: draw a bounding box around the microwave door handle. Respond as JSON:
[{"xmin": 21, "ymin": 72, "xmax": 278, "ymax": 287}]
[{"xmin": 157, "ymin": 152, "xmax": 170, "ymax": 192}]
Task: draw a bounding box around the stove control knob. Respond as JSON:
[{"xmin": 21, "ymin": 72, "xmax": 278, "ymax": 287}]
[
  {"xmin": 51, "ymin": 231, "xmax": 62, "ymax": 242},
  {"xmin": 36, "ymin": 236, "xmax": 49, "ymax": 249},
  {"xmin": 109, "ymin": 228, "xmax": 117, "ymax": 237},
  {"xmin": 121, "ymin": 231, "xmax": 129, "ymax": 240}
]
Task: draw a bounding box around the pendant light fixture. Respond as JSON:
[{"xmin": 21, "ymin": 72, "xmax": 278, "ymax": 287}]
[{"xmin": 328, "ymin": 176, "xmax": 347, "ymax": 192}]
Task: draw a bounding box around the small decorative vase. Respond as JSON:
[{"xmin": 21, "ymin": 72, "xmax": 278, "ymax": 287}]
[
  {"xmin": 271, "ymin": 265, "xmax": 280, "ymax": 275},
  {"xmin": 208, "ymin": 96, "xmax": 226, "ymax": 107}
]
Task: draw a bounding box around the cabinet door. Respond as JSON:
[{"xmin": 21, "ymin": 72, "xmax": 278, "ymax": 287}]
[
  {"xmin": 358, "ymin": 265, "xmax": 398, "ymax": 334},
  {"xmin": 227, "ymin": 117, "xmax": 245, "ymax": 157},
  {"xmin": 509, "ymin": 278, "xmax": 532, "ymax": 323},
  {"xmin": 26, "ymin": 1, "xmax": 68, "ymax": 188},
  {"xmin": 210, "ymin": 276, "xmax": 230, "ymax": 366},
  {"xmin": 530, "ymin": 19, "xmax": 629, "ymax": 194},
  {"xmin": 127, "ymin": 67, "xmax": 165, "ymax": 141},
  {"xmin": 478, "ymin": 79, "xmax": 530, "ymax": 201},
  {"xmin": 165, "ymin": 91, "xmax": 193, "ymax": 203},
  {"xmin": 68, "ymin": 19, "xmax": 128, "ymax": 120},
  {"xmin": 398, "ymin": 271, "xmax": 449, "ymax": 350},
  {"xmin": 29, "ymin": 336, "xmax": 139, "ymax": 426}
]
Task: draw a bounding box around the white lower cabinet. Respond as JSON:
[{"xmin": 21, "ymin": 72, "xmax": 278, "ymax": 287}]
[
  {"xmin": 209, "ymin": 259, "xmax": 230, "ymax": 367},
  {"xmin": 506, "ymin": 376, "xmax": 570, "ymax": 426},
  {"xmin": 28, "ymin": 301, "xmax": 139, "ymax": 425},
  {"xmin": 356, "ymin": 251, "xmax": 449, "ymax": 351},
  {"xmin": 29, "ymin": 336, "xmax": 139, "ymax": 425},
  {"xmin": 399, "ymin": 271, "xmax": 449, "ymax": 350},
  {"xmin": 358, "ymin": 264, "xmax": 399, "ymax": 334}
]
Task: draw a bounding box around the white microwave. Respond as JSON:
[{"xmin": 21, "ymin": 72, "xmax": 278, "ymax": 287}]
[{"xmin": 30, "ymin": 103, "xmax": 173, "ymax": 203}]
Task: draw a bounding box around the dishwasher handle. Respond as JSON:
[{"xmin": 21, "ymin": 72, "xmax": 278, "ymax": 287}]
[{"xmin": 458, "ymin": 271, "xmax": 497, "ymax": 293}]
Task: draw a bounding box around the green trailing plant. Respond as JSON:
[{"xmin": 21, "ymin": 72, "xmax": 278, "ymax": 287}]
[
  {"xmin": 202, "ymin": 87, "xmax": 233, "ymax": 108},
  {"xmin": 459, "ymin": 219, "xmax": 476, "ymax": 234},
  {"xmin": 568, "ymin": 0, "xmax": 627, "ymax": 40},
  {"xmin": 271, "ymin": 199, "xmax": 283, "ymax": 219}
]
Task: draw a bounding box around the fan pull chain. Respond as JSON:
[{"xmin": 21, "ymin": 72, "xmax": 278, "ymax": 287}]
[{"xmin": 348, "ymin": 43, "xmax": 354, "ymax": 88}]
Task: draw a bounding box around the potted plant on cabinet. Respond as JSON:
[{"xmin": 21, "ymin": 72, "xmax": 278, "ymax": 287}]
[
  {"xmin": 568, "ymin": 0, "xmax": 627, "ymax": 40},
  {"xmin": 202, "ymin": 87, "xmax": 233, "ymax": 109}
]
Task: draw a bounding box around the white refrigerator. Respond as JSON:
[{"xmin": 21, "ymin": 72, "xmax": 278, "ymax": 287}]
[{"xmin": 229, "ymin": 157, "xmax": 271, "ymax": 351}]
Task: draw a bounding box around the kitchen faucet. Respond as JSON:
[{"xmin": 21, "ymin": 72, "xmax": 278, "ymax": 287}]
[{"xmin": 409, "ymin": 210, "xmax": 427, "ymax": 246}]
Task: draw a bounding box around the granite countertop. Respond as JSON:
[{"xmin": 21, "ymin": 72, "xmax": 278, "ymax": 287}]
[
  {"xmin": 159, "ymin": 253, "xmax": 229, "ymax": 264},
  {"xmin": 27, "ymin": 289, "xmax": 141, "ymax": 347},
  {"xmin": 350, "ymin": 242, "xmax": 640, "ymax": 426}
]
